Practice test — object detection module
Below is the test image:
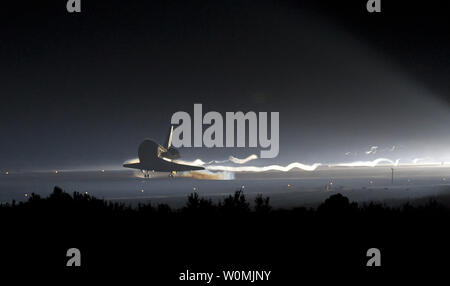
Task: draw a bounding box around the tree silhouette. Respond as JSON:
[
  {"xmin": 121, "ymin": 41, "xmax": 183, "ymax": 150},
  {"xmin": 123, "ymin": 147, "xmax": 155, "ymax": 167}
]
[
  {"xmin": 317, "ymin": 193, "xmax": 358, "ymax": 215},
  {"xmin": 219, "ymin": 190, "xmax": 250, "ymax": 215},
  {"xmin": 255, "ymin": 194, "xmax": 271, "ymax": 214}
]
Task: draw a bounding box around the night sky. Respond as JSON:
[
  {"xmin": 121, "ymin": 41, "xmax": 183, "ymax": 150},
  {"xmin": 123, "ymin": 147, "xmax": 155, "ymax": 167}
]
[{"xmin": 1, "ymin": 0, "xmax": 449, "ymax": 170}]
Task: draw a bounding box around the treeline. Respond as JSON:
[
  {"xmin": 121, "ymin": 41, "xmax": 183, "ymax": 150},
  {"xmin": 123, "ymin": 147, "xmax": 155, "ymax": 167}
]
[
  {"xmin": 1, "ymin": 186, "xmax": 448, "ymax": 218},
  {"xmin": 2, "ymin": 186, "xmax": 450, "ymax": 274}
]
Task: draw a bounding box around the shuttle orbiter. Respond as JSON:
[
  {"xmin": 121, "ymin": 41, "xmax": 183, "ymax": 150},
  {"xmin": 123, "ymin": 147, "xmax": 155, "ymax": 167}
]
[{"xmin": 123, "ymin": 126, "xmax": 204, "ymax": 178}]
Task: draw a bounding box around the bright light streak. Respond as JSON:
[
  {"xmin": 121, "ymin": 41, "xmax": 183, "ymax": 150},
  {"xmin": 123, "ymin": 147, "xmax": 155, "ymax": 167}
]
[
  {"xmin": 331, "ymin": 158, "xmax": 400, "ymax": 167},
  {"xmin": 125, "ymin": 149, "xmax": 450, "ymax": 181},
  {"xmin": 365, "ymin": 146, "xmax": 378, "ymax": 155},
  {"xmin": 229, "ymin": 154, "xmax": 258, "ymax": 164},
  {"xmin": 180, "ymin": 154, "xmax": 259, "ymax": 166},
  {"xmin": 123, "ymin": 158, "xmax": 140, "ymax": 164},
  {"xmin": 205, "ymin": 162, "xmax": 321, "ymax": 172}
]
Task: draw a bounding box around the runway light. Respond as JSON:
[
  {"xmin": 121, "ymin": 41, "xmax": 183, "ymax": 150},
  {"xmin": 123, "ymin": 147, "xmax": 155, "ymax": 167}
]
[
  {"xmin": 141, "ymin": 189, "xmax": 144, "ymax": 193},
  {"xmin": 85, "ymin": 192, "xmax": 88, "ymax": 195},
  {"xmin": 287, "ymin": 184, "xmax": 291, "ymax": 188},
  {"xmin": 5, "ymin": 171, "xmax": 8, "ymax": 175},
  {"xmin": 55, "ymin": 170, "xmax": 59, "ymax": 174},
  {"xmin": 24, "ymin": 193, "xmax": 28, "ymax": 198}
]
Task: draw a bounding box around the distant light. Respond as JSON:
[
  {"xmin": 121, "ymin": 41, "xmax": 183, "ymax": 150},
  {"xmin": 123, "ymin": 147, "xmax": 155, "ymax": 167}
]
[
  {"xmin": 369, "ymin": 180, "xmax": 374, "ymax": 184},
  {"xmin": 241, "ymin": 185, "xmax": 245, "ymax": 189},
  {"xmin": 5, "ymin": 171, "xmax": 8, "ymax": 175},
  {"xmin": 141, "ymin": 189, "xmax": 144, "ymax": 193},
  {"xmin": 287, "ymin": 184, "xmax": 291, "ymax": 188},
  {"xmin": 85, "ymin": 192, "xmax": 88, "ymax": 195},
  {"xmin": 55, "ymin": 170, "xmax": 59, "ymax": 174},
  {"xmin": 101, "ymin": 170, "xmax": 105, "ymax": 173},
  {"xmin": 24, "ymin": 193, "xmax": 28, "ymax": 197},
  {"xmin": 193, "ymin": 187, "xmax": 197, "ymax": 191},
  {"xmin": 329, "ymin": 181, "xmax": 334, "ymax": 185}
]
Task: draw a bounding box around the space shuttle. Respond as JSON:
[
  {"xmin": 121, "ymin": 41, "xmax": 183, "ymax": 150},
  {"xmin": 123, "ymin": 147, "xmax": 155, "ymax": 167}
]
[{"xmin": 123, "ymin": 126, "xmax": 204, "ymax": 178}]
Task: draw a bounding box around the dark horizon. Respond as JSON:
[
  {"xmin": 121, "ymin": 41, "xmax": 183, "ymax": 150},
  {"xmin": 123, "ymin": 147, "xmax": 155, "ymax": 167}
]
[{"xmin": 3, "ymin": 184, "xmax": 450, "ymax": 277}]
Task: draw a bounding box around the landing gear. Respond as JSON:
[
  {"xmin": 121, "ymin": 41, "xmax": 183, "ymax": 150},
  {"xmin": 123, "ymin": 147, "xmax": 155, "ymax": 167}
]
[
  {"xmin": 141, "ymin": 170, "xmax": 150, "ymax": 179},
  {"xmin": 169, "ymin": 171, "xmax": 176, "ymax": 178}
]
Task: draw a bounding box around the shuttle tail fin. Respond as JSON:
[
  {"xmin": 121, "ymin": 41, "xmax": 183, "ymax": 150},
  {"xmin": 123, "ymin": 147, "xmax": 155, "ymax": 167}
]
[{"xmin": 166, "ymin": 125, "xmax": 174, "ymax": 149}]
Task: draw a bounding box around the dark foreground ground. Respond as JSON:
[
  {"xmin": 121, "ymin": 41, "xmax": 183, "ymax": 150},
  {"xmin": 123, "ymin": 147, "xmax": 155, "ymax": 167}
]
[{"xmin": 1, "ymin": 186, "xmax": 449, "ymax": 283}]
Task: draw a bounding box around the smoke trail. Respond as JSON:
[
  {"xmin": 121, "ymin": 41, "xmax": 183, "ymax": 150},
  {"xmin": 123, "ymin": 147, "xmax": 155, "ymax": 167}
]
[{"xmin": 181, "ymin": 170, "xmax": 235, "ymax": 180}]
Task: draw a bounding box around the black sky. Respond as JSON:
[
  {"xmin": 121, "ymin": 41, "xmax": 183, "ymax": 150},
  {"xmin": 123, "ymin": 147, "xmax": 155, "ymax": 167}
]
[{"xmin": 1, "ymin": 0, "xmax": 449, "ymax": 170}]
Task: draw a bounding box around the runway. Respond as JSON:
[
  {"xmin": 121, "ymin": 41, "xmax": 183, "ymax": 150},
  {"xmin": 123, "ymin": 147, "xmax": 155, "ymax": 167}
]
[{"xmin": 1, "ymin": 165, "xmax": 449, "ymax": 208}]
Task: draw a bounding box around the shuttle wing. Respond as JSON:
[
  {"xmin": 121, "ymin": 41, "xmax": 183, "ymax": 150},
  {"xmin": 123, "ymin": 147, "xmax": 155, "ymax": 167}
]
[
  {"xmin": 123, "ymin": 157, "xmax": 204, "ymax": 172},
  {"xmin": 123, "ymin": 162, "xmax": 142, "ymax": 169},
  {"xmin": 161, "ymin": 159, "xmax": 204, "ymax": 172}
]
